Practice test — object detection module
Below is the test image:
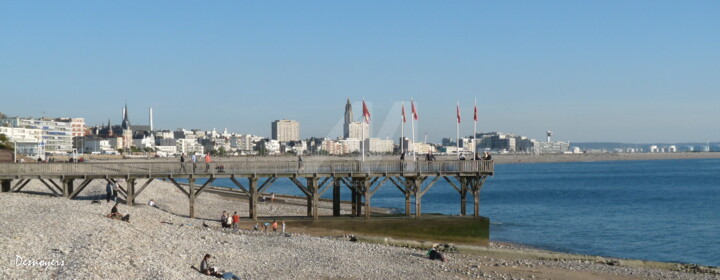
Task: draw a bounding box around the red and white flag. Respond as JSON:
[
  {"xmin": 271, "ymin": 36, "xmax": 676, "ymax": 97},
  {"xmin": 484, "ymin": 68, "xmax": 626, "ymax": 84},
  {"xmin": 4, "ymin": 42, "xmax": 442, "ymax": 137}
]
[
  {"xmin": 362, "ymin": 100, "xmax": 370, "ymax": 124},
  {"xmin": 401, "ymin": 102, "xmax": 406, "ymax": 123},
  {"xmin": 411, "ymin": 100, "xmax": 418, "ymax": 120},
  {"xmin": 456, "ymin": 102, "xmax": 461, "ymax": 123}
]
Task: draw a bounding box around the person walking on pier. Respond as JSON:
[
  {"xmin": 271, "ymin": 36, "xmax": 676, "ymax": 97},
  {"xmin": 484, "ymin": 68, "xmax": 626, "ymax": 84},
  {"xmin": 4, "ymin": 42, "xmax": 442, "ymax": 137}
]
[
  {"xmin": 297, "ymin": 155, "xmax": 304, "ymax": 172},
  {"xmin": 204, "ymin": 153, "xmax": 212, "ymax": 172},
  {"xmin": 191, "ymin": 153, "xmax": 197, "ymax": 172},
  {"xmin": 179, "ymin": 153, "xmax": 187, "ymax": 173}
]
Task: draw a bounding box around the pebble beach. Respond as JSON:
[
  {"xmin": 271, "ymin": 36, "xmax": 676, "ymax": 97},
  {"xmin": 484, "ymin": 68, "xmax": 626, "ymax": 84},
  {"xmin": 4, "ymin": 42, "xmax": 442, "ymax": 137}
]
[{"xmin": 1, "ymin": 178, "xmax": 719, "ymax": 279}]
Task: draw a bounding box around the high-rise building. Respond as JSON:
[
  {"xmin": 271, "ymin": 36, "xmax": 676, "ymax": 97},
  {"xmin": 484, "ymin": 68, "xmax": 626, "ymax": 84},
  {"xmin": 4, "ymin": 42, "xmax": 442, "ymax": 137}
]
[{"xmin": 271, "ymin": 120, "xmax": 300, "ymax": 142}]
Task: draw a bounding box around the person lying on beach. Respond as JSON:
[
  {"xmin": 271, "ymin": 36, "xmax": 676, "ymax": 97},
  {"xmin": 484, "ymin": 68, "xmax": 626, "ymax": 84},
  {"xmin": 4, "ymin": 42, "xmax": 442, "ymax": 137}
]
[{"xmin": 148, "ymin": 199, "xmax": 158, "ymax": 208}]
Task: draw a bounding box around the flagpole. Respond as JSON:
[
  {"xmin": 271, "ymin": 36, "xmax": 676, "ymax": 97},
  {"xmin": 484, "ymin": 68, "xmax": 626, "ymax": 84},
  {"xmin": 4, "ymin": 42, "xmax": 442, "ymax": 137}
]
[
  {"xmin": 456, "ymin": 101, "xmax": 460, "ymax": 160},
  {"xmin": 411, "ymin": 99, "xmax": 416, "ymax": 162},
  {"xmin": 401, "ymin": 101, "xmax": 405, "ymax": 155},
  {"xmin": 473, "ymin": 98, "xmax": 477, "ymax": 161},
  {"xmin": 362, "ymin": 99, "xmax": 365, "ymax": 162}
]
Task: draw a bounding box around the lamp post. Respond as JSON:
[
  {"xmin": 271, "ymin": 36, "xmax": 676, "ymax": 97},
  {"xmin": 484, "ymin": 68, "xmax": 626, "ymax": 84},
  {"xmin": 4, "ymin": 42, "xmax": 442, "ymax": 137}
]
[{"xmin": 12, "ymin": 140, "xmax": 17, "ymax": 163}]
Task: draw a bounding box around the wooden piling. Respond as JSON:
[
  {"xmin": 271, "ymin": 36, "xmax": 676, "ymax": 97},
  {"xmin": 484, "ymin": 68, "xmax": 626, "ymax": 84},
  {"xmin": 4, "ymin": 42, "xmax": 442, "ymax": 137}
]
[
  {"xmin": 62, "ymin": 179, "xmax": 74, "ymax": 198},
  {"xmin": 126, "ymin": 179, "xmax": 136, "ymax": 206},
  {"xmin": 1, "ymin": 179, "xmax": 10, "ymax": 192},
  {"xmin": 249, "ymin": 177, "xmax": 258, "ymax": 221},
  {"xmin": 188, "ymin": 178, "xmax": 196, "ymax": 218},
  {"xmin": 332, "ymin": 178, "xmax": 340, "ymax": 216}
]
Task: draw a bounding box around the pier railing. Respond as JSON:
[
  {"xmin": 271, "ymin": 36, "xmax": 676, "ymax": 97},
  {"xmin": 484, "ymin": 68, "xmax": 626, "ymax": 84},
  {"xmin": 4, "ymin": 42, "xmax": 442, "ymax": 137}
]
[{"xmin": 0, "ymin": 160, "xmax": 493, "ymax": 177}]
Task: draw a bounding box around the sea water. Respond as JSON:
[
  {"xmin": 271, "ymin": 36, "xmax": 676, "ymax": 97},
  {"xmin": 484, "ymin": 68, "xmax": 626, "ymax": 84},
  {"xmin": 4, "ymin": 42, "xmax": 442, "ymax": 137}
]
[{"xmin": 206, "ymin": 158, "xmax": 720, "ymax": 267}]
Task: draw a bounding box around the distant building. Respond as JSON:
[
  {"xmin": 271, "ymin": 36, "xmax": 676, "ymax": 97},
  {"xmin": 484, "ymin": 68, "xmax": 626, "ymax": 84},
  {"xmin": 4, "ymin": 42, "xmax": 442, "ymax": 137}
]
[
  {"xmin": 271, "ymin": 120, "xmax": 300, "ymax": 142},
  {"xmin": 343, "ymin": 99, "xmax": 369, "ymax": 140},
  {"xmin": 0, "ymin": 126, "xmax": 44, "ymax": 158},
  {"xmin": 364, "ymin": 138, "xmax": 394, "ymax": 154},
  {"xmin": 476, "ymin": 132, "xmax": 568, "ymax": 154},
  {"xmin": 1, "ymin": 117, "xmax": 79, "ymax": 154}
]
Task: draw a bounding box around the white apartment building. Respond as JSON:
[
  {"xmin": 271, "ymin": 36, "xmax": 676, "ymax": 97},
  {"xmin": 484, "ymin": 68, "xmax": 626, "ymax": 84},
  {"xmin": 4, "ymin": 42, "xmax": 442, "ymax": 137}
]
[
  {"xmin": 271, "ymin": 120, "xmax": 300, "ymax": 142},
  {"xmin": 83, "ymin": 138, "xmax": 113, "ymax": 154},
  {"xmin": 346, "ymin": 122, "xmax": 370, "ymax": 140},
  {"xmin": 320, "ymin": 139, "xmax": 348, "ymax": 155},
  {"xmin": 2, "ymin": 117, "xmax": 75, "ymax": 154},
  {"xmin": 176, "ymin": 138, "xmax": 204, "ymax": 155},
  {"xmin": 364, "ymin": 138, "xmax": 393, "ymax": 154},
  {"xmin": 339, "ymin": 139, "xmax": 361, "ymax": 153},
  {"xmin": 0, "ymin": 126, "xmax": 44, "ymax": 157}
]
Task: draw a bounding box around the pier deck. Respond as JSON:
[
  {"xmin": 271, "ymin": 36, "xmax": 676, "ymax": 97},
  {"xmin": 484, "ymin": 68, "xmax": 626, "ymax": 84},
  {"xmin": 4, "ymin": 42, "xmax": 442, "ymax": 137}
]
[{"xmin": 1, "ymin": 160, "xmax": 493, "ymax": 220}]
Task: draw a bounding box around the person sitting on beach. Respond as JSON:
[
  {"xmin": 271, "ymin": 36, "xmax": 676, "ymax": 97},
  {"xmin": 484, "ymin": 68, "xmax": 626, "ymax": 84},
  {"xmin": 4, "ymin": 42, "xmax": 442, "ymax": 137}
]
[
  {"xmin": 199, "ymin": 254, "xmax": 223, "ymax": 277},
  {"xmin": 253, "ymin": 223, "xmax": 259, "ymax": 231},
  {"xmin": 107, "ymin": 203, "xmax": 130, "ymax": 222},
  {"xmin": 427, "ymin": 245, "xmax": 447, "ymax": 262},
  {"xmin": 108, "ymin": 203, "xmax": 122, "ymax": 219}
]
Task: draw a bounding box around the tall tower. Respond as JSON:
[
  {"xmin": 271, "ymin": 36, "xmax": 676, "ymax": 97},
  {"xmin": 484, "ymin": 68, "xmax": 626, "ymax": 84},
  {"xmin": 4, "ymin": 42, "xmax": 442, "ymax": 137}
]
[
  {"xmin": 149, "ymin": 107, "xmax": 153, "ymax": 131},
  {"xmin": 343, "ymin": 98, "xmax": 353, "ymax": 139},
  {"xmin": 547, "ymin": 131, "xmax": 553, "ymax": 142}
]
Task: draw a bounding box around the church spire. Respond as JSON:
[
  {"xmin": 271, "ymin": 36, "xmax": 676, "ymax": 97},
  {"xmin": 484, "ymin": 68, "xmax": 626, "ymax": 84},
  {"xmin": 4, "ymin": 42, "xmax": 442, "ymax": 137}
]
[{"xmin": 121, "ymin": 103, "xmax": 131, "ymax": 130}]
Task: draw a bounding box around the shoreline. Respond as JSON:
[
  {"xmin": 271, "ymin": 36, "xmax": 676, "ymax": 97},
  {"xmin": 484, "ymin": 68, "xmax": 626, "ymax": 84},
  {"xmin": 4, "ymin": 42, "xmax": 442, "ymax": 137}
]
[{"xmin": 2, "ymin": 177, "xmax": 719, "ymax": 279}]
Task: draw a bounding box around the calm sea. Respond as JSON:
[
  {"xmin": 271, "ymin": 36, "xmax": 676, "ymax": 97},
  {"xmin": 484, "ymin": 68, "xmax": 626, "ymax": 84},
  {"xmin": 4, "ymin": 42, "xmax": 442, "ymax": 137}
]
[{"xmin": 208, "ymin": 158, "xmax": 720, "ymax": 267}]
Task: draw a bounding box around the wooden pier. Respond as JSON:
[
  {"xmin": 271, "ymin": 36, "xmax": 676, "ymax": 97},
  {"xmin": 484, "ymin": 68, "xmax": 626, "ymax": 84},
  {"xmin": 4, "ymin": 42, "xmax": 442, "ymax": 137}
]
[{"xmin": 0, "ymin": 160, "xmax": 494, "ymax": 221}]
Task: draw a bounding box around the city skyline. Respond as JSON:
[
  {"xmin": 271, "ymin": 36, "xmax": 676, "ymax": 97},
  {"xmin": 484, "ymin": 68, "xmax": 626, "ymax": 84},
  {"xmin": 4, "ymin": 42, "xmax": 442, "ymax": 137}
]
[{"xmin": 2, "ymin": 1, "xmax": 719, "ymax": 143}]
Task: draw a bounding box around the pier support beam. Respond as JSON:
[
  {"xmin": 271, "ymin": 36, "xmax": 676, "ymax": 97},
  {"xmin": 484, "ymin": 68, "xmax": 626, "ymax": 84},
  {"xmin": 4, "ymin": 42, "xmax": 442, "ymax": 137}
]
[
  {"xmin": 351, "ymin": 185, "xmax": 358, "ymax": 216},
  {"xmin": 62, "ymin": 179, "xmax": 74, "ymax": 198},
  {"xmin": 460, "ymin": 177, "xmax": 468, "ymax": 216},
  {"xmin": 469, "ymin": 176, "xmax": 488, "ymax": 218},
  {"xmin": 332, "ymin": 178, "xmax": 341, "ymax": 216},
  {"xmin": 126, "ymin": 179, "xmax": 136, "ymax": 206},
  {"xmin": 249, "ymin": 177, "xmax": 258, "ymax": 221},
  {"xmin": 188, "ymin": 178, "xmax": 196, "ymax": 218},
  {"xmin": 1, "ymin": 180, "xmax": 10, "ymax": 192},
  {"xmin": 308, "ymin": 177, "xmax": 319, "ymax": 220},
  {"xmin": 405, "ymin": 178, "xmax": 413, "ymax": 216}
]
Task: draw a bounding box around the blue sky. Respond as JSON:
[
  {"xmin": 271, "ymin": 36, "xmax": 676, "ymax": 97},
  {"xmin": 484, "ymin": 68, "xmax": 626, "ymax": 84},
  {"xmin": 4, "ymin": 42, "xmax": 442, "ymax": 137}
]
[{"xmin": 1, "ymin": 1, "xmax": 719, "ymax": 143}]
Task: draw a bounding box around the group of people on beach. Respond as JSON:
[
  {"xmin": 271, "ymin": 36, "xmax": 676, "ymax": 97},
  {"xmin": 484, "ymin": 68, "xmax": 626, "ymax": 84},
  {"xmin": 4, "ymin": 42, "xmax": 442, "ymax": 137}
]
[
  {"xmin": 252, "ymin": 219, "xmax": 285, "ymax": 233},
  {"xmin": 105, "ymin": 180, "xmax": 123, "ymax": 203},
  {"xmin": 220, "ymin": 211, "xmax": 241, "ymax": 231}
]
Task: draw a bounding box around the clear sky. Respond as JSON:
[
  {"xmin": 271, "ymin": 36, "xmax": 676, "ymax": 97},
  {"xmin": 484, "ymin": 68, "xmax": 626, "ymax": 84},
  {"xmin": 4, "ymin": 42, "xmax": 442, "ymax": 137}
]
[{"xmin": 1, "ymin": 1, "xmax": 719, "ymax": 143}]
